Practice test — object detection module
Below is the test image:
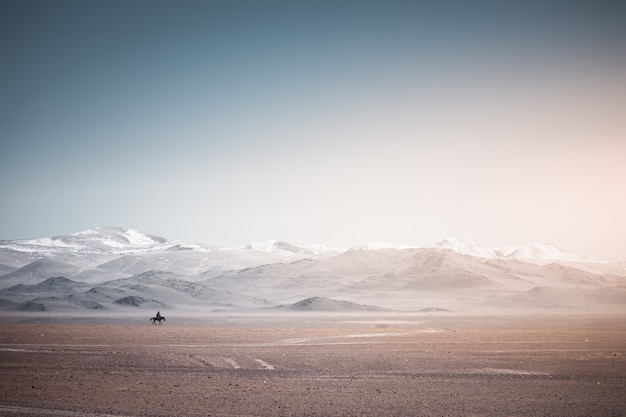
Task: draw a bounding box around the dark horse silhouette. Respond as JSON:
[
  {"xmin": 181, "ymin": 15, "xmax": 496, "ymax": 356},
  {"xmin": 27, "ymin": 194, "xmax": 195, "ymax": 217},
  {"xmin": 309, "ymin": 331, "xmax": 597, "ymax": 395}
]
[{"xmin": 150, "ymin": 316, "xmax": 165, "ymax": 325}]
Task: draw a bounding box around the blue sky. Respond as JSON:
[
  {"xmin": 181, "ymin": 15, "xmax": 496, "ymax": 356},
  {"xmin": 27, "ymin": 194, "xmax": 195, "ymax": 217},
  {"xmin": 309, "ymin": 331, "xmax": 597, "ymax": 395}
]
[{"xmin": 1, "ymin": 1, "xmax": 625, "ymax": 260}]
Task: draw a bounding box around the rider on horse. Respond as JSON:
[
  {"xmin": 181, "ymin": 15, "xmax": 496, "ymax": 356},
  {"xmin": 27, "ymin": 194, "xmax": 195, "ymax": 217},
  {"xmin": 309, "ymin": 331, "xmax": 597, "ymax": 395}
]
[{"xmin": 150, "ymin": 311, "xmax": 165, "ymax": 325}]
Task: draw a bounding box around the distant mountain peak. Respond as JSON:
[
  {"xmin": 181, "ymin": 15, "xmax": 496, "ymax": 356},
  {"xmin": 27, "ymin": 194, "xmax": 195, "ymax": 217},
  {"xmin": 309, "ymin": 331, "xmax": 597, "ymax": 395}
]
[
  {"xmin": 426, "ymin": 238, "xmax": 606, "ymax": 263},
  {"xmin": 495, "ymin": 242, "xmax": 606, "ymax": 263},
  {"xmin": 240, "ymin": 240, "xmax": 314, "ymax": 255},
  {"xmin": 428, "ymin": 238, "xmax": 498, "ymax": 259},
  {"xmin": 68, "ymin": 227, "xmax": 168, "ymax": 247},
  {"xmin": 239, "ymin": 240, "xmax": 341, "ymax": 256}
]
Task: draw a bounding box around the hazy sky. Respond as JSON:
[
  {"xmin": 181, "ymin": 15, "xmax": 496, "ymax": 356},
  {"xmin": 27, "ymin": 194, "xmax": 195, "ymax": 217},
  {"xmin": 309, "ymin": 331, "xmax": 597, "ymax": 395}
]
[{"xmin": 1, "ymin": 1, "xmax": 625, "ymax": 260}]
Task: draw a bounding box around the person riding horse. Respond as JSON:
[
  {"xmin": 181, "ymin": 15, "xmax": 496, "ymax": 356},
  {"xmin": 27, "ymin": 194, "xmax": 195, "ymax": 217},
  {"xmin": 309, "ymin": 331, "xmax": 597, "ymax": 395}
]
[{"xmin": 150, "ymin": 311, "xmax": 165, "ymax": 325}]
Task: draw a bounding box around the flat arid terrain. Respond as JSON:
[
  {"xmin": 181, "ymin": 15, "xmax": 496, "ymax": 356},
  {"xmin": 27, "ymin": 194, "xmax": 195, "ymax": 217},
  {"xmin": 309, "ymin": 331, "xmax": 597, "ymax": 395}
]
[{"xmin": 0, "ymin": 314, "xmax": 624, "ymax": 417}]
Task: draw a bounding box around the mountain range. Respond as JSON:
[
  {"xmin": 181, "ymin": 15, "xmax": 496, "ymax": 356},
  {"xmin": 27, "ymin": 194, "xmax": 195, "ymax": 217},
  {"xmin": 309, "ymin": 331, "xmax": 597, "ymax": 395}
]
[{"xmin": 0, "ymin": 227, "xmax": 624, "ymax": 315}]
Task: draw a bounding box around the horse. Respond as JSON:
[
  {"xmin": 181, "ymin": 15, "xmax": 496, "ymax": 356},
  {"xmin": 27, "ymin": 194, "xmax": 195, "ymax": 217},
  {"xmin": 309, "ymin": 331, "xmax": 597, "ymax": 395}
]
[{"xmin": 150, "ymin": 316, "xmax": 165, "ymax": 325}]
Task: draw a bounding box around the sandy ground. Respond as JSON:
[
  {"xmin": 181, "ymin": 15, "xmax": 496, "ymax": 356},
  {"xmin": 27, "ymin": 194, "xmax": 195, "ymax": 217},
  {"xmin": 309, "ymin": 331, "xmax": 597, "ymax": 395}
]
[{"xmin": 0, "ymin": 314, "xmax": 624, "ymax": 417}]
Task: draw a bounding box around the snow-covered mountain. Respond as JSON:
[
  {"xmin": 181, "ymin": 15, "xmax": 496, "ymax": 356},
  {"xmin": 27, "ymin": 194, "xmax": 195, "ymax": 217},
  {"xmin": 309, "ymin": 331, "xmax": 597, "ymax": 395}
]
[
  {"xmin": 0, "ymin": 227, "xmax": 623, "ymax": 315},
  {"xmin": 495, "ymin": 242, "xmax": 607, "ymax": 264},
  {"xmin": 1, "ymin": 228, "xmax": 608, "ymax": 265},
  {"xmin": 429, "ymin": 238, "xmax": 608, "ymax": 264},
  {"xmin": 1, "ymin": 227, "xmax": 172, "ymax": 255},
  {"xmin": 239, "ymin": 240, "xmax": 342, "ymax": 257},
  {"xmin": 428, "ymin": 238, "xmax": 498, "ymax": 259}
]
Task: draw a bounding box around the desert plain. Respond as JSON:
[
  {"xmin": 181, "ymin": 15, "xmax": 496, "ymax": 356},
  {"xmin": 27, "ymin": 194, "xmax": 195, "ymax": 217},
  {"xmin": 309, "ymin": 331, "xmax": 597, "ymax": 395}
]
[{"xmin": 0, "ymin": 313, "xmax": 624, "ymax": 417}]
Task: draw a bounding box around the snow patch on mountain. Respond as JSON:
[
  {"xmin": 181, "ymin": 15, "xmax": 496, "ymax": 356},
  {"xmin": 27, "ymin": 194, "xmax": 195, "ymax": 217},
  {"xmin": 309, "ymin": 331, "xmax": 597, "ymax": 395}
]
[
  {"xmin": 428, "ymin": 238, "xmax": 498, "ymax": 259},
  {"xmin": 18, "ymin": 237, "xmax": 78, "ymax": 249},
  {"xmin": 241, "ymin": 240, "xmax": 311, "ymax": 255},
  {"xmin": 69, "ymin": 227, "xmax": 168, "ymax": 249},
  {"xmin": 306, "ymin": 243, "xmax": 344, "ymax": 254},
  {"xmin": 426, "ymin": 238, "xmax": 607, "ymax": 264},
  {"xmin": 1, "ymin": 227, "xmax": 173, "ymax": 256},
  {"xmin": 495, "ymin": 243, "xmax": 607, "ymax": 264},
  {"xmin": 239, "ymin": 240, "xmax": 341, "ymax": 256}
]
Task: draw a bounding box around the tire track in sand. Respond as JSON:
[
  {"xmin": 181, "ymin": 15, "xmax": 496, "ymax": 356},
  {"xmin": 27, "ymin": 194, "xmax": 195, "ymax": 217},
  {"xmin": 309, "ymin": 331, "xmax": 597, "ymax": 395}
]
[{"xmin": 190, "ymin": 355, "xmax": 275, "ymax": 370}]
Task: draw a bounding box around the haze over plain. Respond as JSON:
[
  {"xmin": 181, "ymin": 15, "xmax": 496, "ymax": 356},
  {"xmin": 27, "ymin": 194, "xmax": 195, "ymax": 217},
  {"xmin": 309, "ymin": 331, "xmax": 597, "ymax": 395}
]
[{"xmin": 1, "ymin": 1, "xmax": 625, "ymax": 261}]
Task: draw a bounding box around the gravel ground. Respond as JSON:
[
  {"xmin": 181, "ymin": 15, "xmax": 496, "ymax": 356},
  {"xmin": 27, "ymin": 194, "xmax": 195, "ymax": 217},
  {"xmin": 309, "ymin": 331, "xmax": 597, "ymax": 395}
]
[{"xmin": 0, "ymin": 315, "xmax": 624, "ymax": 416}]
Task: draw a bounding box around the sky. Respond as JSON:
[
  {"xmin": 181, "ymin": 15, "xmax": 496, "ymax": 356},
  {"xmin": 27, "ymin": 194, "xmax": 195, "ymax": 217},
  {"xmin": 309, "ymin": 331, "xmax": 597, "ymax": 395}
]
[{"xmin": 1, "ymin": 1, "xmax": 625, "ymax": 261}]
